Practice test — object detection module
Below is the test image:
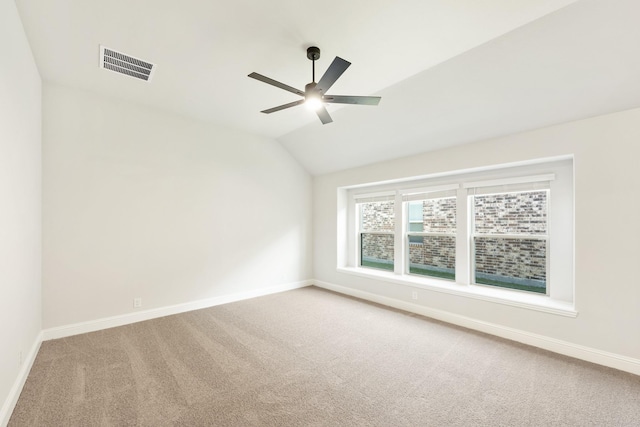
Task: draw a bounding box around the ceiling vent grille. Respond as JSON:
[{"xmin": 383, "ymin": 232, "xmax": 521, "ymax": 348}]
[{"xmin": 99, "ymin": 46, "xmax": 155, "ymax": 82}]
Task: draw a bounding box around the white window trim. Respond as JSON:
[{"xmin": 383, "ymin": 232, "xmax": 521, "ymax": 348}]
[
  {"xmin": 339, "ymin": 157, "xmax": 575, "ymax": 317},
  {"xmin": 462, "ymin": 173, "xmax": 555, "ymax": 189}
]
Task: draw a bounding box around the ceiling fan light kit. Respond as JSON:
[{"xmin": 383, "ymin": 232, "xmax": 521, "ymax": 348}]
[{"xmin": 248, "ymin": 46, "xmax": 381, "ymax": 124}]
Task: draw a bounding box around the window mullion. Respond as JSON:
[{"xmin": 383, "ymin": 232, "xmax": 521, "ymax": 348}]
[
  {"xmin": 473, "ymin": 233, "xmax": 548, "ymax": 240},
  {"xmin": 394, "ymin": 191, "xmax": 403, "ymax": 275},
  {"xmin": 355, "ymin": 202, "xmax": 362, "ymax": 268},
  {"xmin": 407, "ymin": 232, "xmax": 456, "ymax": 238},
  {"xmin": 456, "ymin": 187, "xmax": 470, "ymax": 285}
]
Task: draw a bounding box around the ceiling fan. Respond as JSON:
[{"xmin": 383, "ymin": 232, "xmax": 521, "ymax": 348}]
[{"xmin": 248, "ymin": 46, "xmax": 381, "ymax": 125}]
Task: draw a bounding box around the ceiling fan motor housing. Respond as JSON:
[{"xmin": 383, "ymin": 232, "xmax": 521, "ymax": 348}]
[
  {"xmin": 306, "ymin": 46, "xmax": 320, "ymax": 61},
  {"xmin": 305, "ymin": 82, "xmax": 319, "ymax": 96},
  {"xmin": 305, "ymin": 82, "xmax": 323, "ymax": 109}
]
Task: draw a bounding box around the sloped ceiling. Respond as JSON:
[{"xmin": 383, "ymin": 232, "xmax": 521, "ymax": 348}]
[{"xmin": 15, "ymin": 0, "xmax": 640, "ymax": 175}]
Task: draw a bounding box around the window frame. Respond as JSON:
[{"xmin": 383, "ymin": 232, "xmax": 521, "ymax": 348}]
[
  {"xmin": 470, "ymin": 188, "xmax": 550, "ymax": 295},
  {"xmin": 339, "ymin": 157, "xmax": 575, "ymax": 317},
  {"xmin": 404, "ymin": 193, "xmax": 458, "ymax": 281},
  {"xmin": 355, "ymin": 193, "xmax": 396, "ymax": 272}
]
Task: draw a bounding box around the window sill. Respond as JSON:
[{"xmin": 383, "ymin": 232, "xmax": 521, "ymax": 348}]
[{"xmin": 336, "ymin": 266, "xmax": 577, "ymax": 317}]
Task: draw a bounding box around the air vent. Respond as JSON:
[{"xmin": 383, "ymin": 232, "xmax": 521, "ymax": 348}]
[{"xmin": 99, "ymin": 45, "xmax": 155, "ymax": 82}]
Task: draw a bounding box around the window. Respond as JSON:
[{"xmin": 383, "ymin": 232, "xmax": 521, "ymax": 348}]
[
  {"xmin": 357, "ymin": 195, "xmax": 395, "ymax": 271},
  {"xmin": 405, "ymin": 191, "xmax": 457, "ymax": 280},
  {"xmin": 339, "ymin": 158, "xmax": 574, "ymax": 314},
  {"xmin": 472, "ymin": 189, "xmax": 548, "ymax": 294}
]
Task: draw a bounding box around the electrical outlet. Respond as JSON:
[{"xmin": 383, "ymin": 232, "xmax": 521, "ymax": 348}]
[
  {"xmin": 411, "ymin": 291, "xmax": 418, "ymax": 300},
  {"xmin": 133, "ymin": 298, "xmax": 142, "ymax": 308}
]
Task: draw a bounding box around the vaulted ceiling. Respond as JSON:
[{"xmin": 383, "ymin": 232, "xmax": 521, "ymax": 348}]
[{"xmin": 15, "ymin": 0, "xmax": 640, "ymax": 174}]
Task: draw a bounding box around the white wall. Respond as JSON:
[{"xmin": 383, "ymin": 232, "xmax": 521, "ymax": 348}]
[
  {"xmin": 314, "ymin": 107, "xmax": 640, "ymax": 362},
  {"xmin": 42, "ymin": 83, "xmax": 312, "ymax": 329},
  {"xmin": 0, "ymin": 0, "xmax": 42, "ymax": 420}
]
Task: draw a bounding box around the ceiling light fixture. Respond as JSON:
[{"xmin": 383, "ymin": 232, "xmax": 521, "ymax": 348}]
[{"xmin": 304, "ymin": 82, "xmax": 322, "ymax": 111}]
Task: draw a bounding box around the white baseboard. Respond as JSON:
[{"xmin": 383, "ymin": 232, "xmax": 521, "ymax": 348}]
[
  {"xmin": 0, "ymin": 331, "xmax": 42, "ymax": 427},
  {"xmin": 42, "ymin": 280, "xmax": 312, "ymax": 341},
  {"xmin": 312, "ymin": 279, "xmax": 640, "ymax": 377}
]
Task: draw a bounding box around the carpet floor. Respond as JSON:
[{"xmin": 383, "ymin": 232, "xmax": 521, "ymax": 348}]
[{"xmin": 9, "ymin": 286, "xmax": 640, "ymax": 426}]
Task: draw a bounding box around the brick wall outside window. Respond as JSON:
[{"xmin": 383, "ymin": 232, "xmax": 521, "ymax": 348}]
[
  {"xmin": 360, "ymin": 201, "xmax": 394, "ymax": 232},
  {"xmin": 474, "ymin": 191, "xmax": 547, "ymax": 283}
]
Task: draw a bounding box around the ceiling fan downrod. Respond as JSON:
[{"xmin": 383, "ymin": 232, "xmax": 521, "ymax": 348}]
[{"xmin": 307, "ymin": 46, "xmax": 320, "ymax": 83}]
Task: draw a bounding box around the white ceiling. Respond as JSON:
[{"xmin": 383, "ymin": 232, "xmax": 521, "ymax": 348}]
[{"xmin": 15, "ymin": 0, "xmax": 640, "ymax": 175}]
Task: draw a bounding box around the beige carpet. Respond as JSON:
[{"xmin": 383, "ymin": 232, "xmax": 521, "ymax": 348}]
[{"xmin": 9, "ymin": 286, "xmax": 640, "ymax": 426}]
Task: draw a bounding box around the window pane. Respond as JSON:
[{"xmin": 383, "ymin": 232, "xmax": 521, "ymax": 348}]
[
  {"xmin": 407, "ymin": 198, "xmax": 456, "ymax": 232},
  {"xmin": 409, "ymin": 223, "xmax": 423, "ymax": 232},
  {"xmin": 360, "ymin": 200, "xmax": 395, "ymax": 232},
  {"xmin": 474, "ymin": 237, "xmax": 546, "ymax": 293},
  {"xmin": 409, "ymin": 236, "xmax": 455, "ymax": 280},
  {"xmin": 474, "ymin": 191, "xmax": 547, "ymax": 235},
  {"xmin": 408, "ymin": 202, "xmax": 423, "ymax": 222},
  {"xmin": 408, "ymin": 222, "xmax": 423, "ymax": 242},
  {"xmin": 361, "ymin": 233, "xmax": 394, "ymax": 271},
  {"xmin": 423, "ymin": 197, "xmax": 456, "ymax": 233}
]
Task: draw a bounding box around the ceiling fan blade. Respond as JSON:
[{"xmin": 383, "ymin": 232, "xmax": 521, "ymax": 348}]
[
  {"xmin": 323, "ymin": 95, "xmax": 381, "ymax": 106},
  {"xmin": 316, "ymin": 105, "xmax": 333, "ymax": 124},
  {"xmin": 316, "ymin": 57, "xmax": 351, "ymax": 93},
  {"xmin": 261, "ymin": 99, "xmax": 305, "ymax": 114},
  {"xmin": 248, "ymin": 72, "xmax": 304, "ymax": 96}
]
